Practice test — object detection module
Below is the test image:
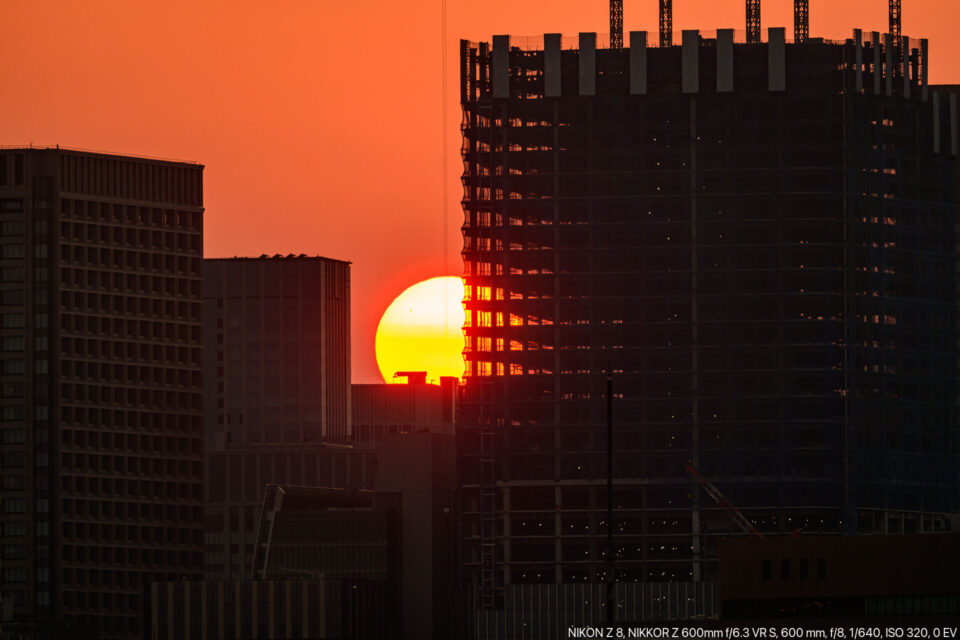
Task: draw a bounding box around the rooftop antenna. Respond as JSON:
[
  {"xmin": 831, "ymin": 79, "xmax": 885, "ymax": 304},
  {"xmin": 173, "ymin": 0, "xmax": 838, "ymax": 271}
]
[
  {"xmin": 610, "ymin": 0, "xmax": 623, "ymax": 49},
  {"xmin": 746, "ymin": 0, "xmax": 761, "ymax": 44},
  {"xmin": 659, "ymin": 0, "xmax": 672, "ymax": 47},
  {"xmin": 794, "ymin": 0, "xmax": 809, "ymax": 43}
]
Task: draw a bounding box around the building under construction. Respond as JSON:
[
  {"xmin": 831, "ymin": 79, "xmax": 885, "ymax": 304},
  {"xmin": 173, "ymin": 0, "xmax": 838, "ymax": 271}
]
[{"xmin": 457, "ymin": 2, "xmax": 958, "ymax": 631}]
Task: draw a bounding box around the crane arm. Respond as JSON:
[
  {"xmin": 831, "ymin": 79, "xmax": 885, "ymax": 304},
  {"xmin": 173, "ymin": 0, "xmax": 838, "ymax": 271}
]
[{"xmin": 686, "ymin": 464, "xmax": 764, "ymax": 539}]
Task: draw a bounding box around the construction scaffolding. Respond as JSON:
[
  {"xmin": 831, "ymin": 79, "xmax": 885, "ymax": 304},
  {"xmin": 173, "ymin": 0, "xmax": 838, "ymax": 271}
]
[{"xmin": 457, "ymin": 27, "xmax": 958, "ymax": 617}]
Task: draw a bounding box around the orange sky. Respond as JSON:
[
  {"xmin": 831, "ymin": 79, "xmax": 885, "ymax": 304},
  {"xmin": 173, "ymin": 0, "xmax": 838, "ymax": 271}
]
[{"xmin": 1, "ymin": 0, "xmax": 956, "ymax": 382}]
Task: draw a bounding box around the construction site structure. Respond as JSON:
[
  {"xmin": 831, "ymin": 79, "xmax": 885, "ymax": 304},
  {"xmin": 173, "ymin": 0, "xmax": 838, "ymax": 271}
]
[
  {"xmin": 610, "ymin": 0, "xmax": 623, "ymax": 50},
  {"xmin": 889, "ymin": 0, "xmax": 902, "ymax": 46},
  {"xmin": 794, "ymin": 0, "xmax": 809, "ymax": 43},
  {"xmin": 746, "ymin": 0, "xmax": 761, "ymax": 43},
  {"xmin": 659, "ymin": 0, "xmax": 672, "ymax": 48},
  {"xmin": 457, "ymin": 25, "xmax": 958, "ymax": 634},
  {"xmin": 686, "ymin": 465, "xmax": 763, "ymax": 539}
]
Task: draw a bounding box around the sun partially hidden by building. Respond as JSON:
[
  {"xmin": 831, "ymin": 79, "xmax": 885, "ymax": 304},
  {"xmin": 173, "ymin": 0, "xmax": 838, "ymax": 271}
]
[
  {"xmin": 351, "ymin": 373, "xmax": 457, "ymax": 446},
  {"xmin": 458, "ymin": 23, "xmax": 957, "ymax": 631},
  {"xmin": 0, "ymin": 148, "xmax": 204, "ymax": 639}
]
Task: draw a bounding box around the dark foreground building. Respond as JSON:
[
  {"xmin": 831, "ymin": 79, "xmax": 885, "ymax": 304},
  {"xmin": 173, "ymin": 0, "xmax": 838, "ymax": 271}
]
[
  {"xmin": 203, "ymin": 255, "xmax": 353, "ymax": 580},
  {"xmin": 457, "ymin": 24, "xmax": 958, "ymax": 626},
  {"xmin": 0, "ymin": 148, "xmax": 204, "ymax": 638},
  {"xmin": 718, "ymin": 533, "xmax": 960, "ymax": 622},
  {"xmin": 148, "ymin": 577, "xmax": 386, "ymax": 640},
  {"xmin": 155, "ymin": 432, "xmax": 457, "ymax": 640},
  {"xmin": 351, "ymin": 375, "xmax": 458, "ymax": 446}
]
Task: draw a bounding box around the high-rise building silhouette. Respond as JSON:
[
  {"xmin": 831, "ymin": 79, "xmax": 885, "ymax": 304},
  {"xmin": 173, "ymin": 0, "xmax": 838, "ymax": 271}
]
[
  {"xmin": 202, "ymin": 255, "xmax": 353, "ymax": 580},
  {"xmin": 457, "ymin": 27, "xmax": 958, "ymax": 621},
  {"xmin": 0, "ymin": 148, "xmax": 204, "ymax": 639}
]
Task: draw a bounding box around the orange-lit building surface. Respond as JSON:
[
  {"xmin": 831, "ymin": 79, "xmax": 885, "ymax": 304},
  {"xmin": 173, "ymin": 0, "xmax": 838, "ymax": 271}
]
[
  {"xmin": 457, "ymin": 24, "xmax": 958, "ymax": 628},
  {"xmin": 0, "ymin": 148, "xmax": 204, "ymax": 639}
]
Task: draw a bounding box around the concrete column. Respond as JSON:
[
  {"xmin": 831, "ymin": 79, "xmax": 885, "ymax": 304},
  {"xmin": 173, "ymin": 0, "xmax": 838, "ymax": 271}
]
[
  {"xmin": 168, "ymin": 583, "xmax": 175, "ymax": 640},
  {"xmin": 885, "ymin": 32, "xmax": 893, "ymax": 96},
  {"xmin": 933, "ymin": 91, "xmax": 940, "ymax": 154},
  {"xmin": 872, "ymin": 32, "xmax": 881, "ymax": 95},
  {"xmin": 951, "ymin": 93, "xmax": 958, "ymax": 156},
  {"xmin": 854, "ymin": 29, "xmax": 863, "ymax": 93},
  {"xmin": 682, "ymin": 30, "xmax": 699, "ymax": 94},
  {"xmin": 184, "ymin": 582, "xmax": 191, "ymax": 640},
  {"xmin": 768, "ymin": 27, "xmax": 786, "ymax": 91},
  {"xmin": 579, "ymin": 32, "xmax": 597, "ymax": 96},
  {"xmin": 492, "ymin": 35, "xmax": 509, "ymax": 98},
  {"xmin": 629, "ymin": 31, "xmax": 647, "ymax": 95},
  {"xmin": 544, "ymin": 33, "xmax": 562, "ymax": 97},
  {"xmin": 717, "ymin": 29, "xmax": 734, "ymax": 93}
]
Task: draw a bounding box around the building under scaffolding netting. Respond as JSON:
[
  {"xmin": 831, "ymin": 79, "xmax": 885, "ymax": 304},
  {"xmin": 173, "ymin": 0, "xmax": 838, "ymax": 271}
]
[{"xmin": 456, "ymin": 25, "xmax": 958, "ymax": 629}]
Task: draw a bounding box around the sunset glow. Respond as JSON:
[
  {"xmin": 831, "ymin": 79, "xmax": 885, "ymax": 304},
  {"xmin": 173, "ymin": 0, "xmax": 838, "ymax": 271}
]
[{"xmin": 375, "ymin": 276, "xmax": 465, "ymax": 383}]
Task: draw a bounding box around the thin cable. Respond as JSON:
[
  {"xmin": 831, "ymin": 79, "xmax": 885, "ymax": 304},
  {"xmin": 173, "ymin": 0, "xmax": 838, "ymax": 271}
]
[{"xmin": 441, "ymin": 0, "xmax": 449, "ymax": 336}]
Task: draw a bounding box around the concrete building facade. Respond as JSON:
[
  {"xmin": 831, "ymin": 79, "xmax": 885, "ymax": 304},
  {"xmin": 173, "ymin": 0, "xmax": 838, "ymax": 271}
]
[
  {"xmin": 351, "ymin": 375, "xmax": 458, "ymax": 446},
  {"xmin": 202, "ymin": 256, "xmax": 355, "ymax": 580},
  {"xmin": 0, "ymin": 148, "xmax": 204, "ymax": 639}
]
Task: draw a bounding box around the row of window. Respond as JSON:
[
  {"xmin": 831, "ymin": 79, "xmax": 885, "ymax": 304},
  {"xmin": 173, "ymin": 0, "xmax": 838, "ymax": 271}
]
[
  {"xmin": 61, "ymin": 270, "xmax": 199, "ymax": 299},
  {"xmin": 61, "ymin": 453, "xmax": 199, "ymax": 477},
  {"xmin": 0, "ymin": 499, "xmax": 47, "ymax": 514},
  {"xmin": 62, "ymin": 361, "xmax": 199, "ymax": 387},
  {"xmin": 60, "ymin": 340, "xmax": 201, "ymax": 367},
  {"xmin": 63, "ymin": 385, "xmax": 201, "ymax": 408},
  {"xmin": 58, "ymin": 154, "xmax": 202, "ymax": 207},
  {"xmin": 61, "ymin": 406, "xmax": 201, "ymax": 431},
  {"xmin": 60, "ymin": 291, "xmax": 201, "ymax": 318},
  {"xmin": 61, "ymin": 315, "xmax": 200, "ymax": 342},
  {"xmin": 761, "ymin": 556, "xmax": 827, "ymax": 581},
  {"xmin": 60, "ymin": 222, "xmax": 200, "ymax": 253},
  {"xmin": 0, "ymin": 266, "xmax": 48, "ymax": 282},
  {"xmin": 63, "ymin": 545, "xmax": 197, "ymax": 566},
  {"xmin": 61, "ymin": 199, "xmax": 202, "ymax": 231},
  {"xmin": 62, "ymin": 500, "xmax": 200, "ymax": 522},
  {"xmin": 63, "ymin": 479, "xmax": 199, "ymax": 502},
  {"xmin": 59, "ymin": 245, "xmax": 201, "ymax": 276},
  {"xmin": 62, "ymin": 430, "xmax": 197, "ymax": 453}
]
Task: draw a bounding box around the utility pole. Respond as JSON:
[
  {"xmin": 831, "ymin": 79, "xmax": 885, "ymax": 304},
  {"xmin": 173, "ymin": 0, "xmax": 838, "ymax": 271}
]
[{"xmin": 606, "ymin": 375, "xmax": 615, "ymax": 625}]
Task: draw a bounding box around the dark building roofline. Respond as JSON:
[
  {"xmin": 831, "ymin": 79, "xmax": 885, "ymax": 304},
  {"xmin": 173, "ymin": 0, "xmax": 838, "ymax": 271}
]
[
  {"xmin": 0, "ymin": 144, "xmax": 202, "ymax": 168},
  {"xmin": 204, "ymin": 254, "xmax": 352, "ymax": 265}
]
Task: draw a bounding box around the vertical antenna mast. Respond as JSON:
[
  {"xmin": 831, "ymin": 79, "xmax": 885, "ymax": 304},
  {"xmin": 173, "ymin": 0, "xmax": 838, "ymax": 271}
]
[
  {"xmin": 889, "ymin": 0, "xmax": 902, "ymax": 72},
  {"xmin": 794, "ymin": 0, "xmax": 809, "ymax": 43},
  {"xmin": 610, "ymin": 0, "xmax": 623, "ymax": 49},
  {"xmin": 889, "ymin": 0, "xmax": 901, "ymax": 43},
  {"xmin": 889, "ymin": 0, "xmax": 901, "ymax": 64},
  {"xmin": 659, "ymin": 0, "xmax": 672, "ymax": 47},
  {"xmin": 746, "ymin": 0, "xmax": 761, "ymax": 44}
]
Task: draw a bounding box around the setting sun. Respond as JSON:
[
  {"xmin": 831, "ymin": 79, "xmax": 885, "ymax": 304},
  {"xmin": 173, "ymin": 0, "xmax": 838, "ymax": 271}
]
[{"xmin": 375, "ymin": 276, "xmax": 465, "ymax": 383}]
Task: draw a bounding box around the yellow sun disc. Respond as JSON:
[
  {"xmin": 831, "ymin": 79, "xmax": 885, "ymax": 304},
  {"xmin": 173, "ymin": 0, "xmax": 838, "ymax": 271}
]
[{"xmin": 375, "ymin": 276, "xmax": 465, "ymax": 384}]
